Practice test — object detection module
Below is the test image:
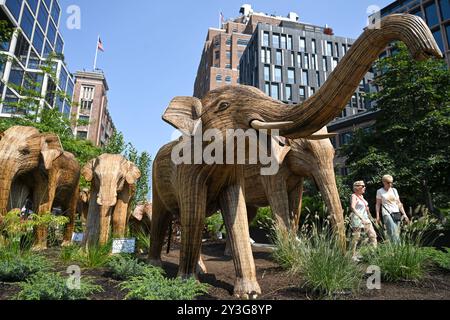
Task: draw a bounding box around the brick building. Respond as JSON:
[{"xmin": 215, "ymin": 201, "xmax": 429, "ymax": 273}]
[
  {"xmin": 71, "ymin": 70, "xmax": 115, "ymax": 147},
  {"xmin": 193, "ymin": 4, "xmax": 301, "ymax": 98}
]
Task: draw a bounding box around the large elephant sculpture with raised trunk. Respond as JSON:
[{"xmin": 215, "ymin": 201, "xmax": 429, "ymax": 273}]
[
  {"xmin": 150, "ymin": 14, "xmax": 442, "ymax": 299},
  {"xmin": 0, "ymin": 126, "xmax": 81, "ymax": 249},
  {"xmin": 81, "ymin": 154, "xmax": 141, "ymax": 248}
]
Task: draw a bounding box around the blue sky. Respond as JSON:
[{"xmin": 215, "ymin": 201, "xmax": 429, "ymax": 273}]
[{"xmin": 59, "ymin": 0, "xmax": 393, "ymax": 158}]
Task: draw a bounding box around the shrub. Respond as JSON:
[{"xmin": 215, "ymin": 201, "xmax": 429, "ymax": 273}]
[
  {"xmin": 272, "ymin": 223, "xmax": 363, "ymax": 298},
  {"xmin": 120, "ymin": 267, "xmax": 209, "ymax": 300},
  {"xmin": 60, "ymin": 244, "xmax": 81, "ymax": 263},
  {"xmin": 15, "ymin": 272, "xmax": 103, "ymax": 300},
  {"xmin": 421, "ymin": 247, "xmax": 450, "ymax": 271},
  {"xmin": 0, "ymin": 251, "xmax": 51, "ymax": 282},
  {"xmin": 132, "ymin": 229, "xmax": 151, "ymax": 254},
  {"xmin": 205, "ymin": 212, "xmax": 225, "ymax": 239},
  {"xmin": 107, "ymin": 255, "xmax": 147, "ymax": 280},
  {"xmin": 77, "ymin": 243, "xmax": 112, "ymax": 268},
  {"xmin": 250, "ymin": 207, "xmax": 274, "ymax": 229},
  {"xmin": 362, "ymin": 241, "xmax": 428, "ymax": 282}
]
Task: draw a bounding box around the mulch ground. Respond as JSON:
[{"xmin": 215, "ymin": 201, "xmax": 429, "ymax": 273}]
[{"xmin": 1, "ymin": 241, "xmax": 449, "ymax": 300}]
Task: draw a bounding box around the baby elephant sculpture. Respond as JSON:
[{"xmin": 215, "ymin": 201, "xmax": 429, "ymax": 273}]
[
  {"xmin": 129, "ymin": 202, "xmax": 152, "ymax": 236},
  {"xmin": 81, "ymin": 154, "xmax": 141, "ymax": 248}
]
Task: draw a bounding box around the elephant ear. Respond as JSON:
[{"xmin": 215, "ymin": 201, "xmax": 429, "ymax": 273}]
[
  {"xmin": 41, "ymin": 133, "xmax": 63, "ymax": 150},
  {"xmin": 41, "ymin": 149, "xmax": 63, "ymax": 170},
  {"xmin": 82, "ymin": 159, "xmax": 97, "ymax": 182},
  {"xmin": 125, "ymin": 161, "xmax": 141, "ymax": 185},
  {"xmin": 162, "ymin": 97, "xmax": 203, "ymax": 136},
  {"xmin": 272, "ymin": 136, "xmax": 291, "ymax": 165}
]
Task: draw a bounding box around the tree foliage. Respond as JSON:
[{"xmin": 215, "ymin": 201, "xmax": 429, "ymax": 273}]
[{"xmin": 342, "ymin": 43, "xmax": 450, "ymax": 213}]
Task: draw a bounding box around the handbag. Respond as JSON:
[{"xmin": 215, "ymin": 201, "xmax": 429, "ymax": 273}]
[{"xmin": 382, "ymin": 188, "xmax": 403, "ymax": 223}]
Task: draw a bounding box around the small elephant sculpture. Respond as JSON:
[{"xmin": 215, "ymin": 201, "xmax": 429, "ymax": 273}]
[
  {"xmin": 77, "ymin": 188, "xmax": 90, "ymax": 226},
  {"xmin": 150, "ymin": 14, "xmax": 442, "ymax": 299},
  {"xmin": 81, "ymin": 154, "xmax": 141, "ymax": 248},
  {"xmin": 129, "ymin": 202, "xmax": 152, "ymax": 236}
]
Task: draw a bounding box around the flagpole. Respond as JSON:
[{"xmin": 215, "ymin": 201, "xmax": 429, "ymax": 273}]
[{"xmin": 93, "ymin": 35, "xmax": 99, "ymax": 70}]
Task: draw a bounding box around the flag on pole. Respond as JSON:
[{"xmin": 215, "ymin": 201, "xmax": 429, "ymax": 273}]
[
  {"xmin": 97, "ymin": 38, "xmax": 104, "ymax": 52},
  {"xmin": 220, "ymin": 12, "xmax": 225, "ymax": 28}
]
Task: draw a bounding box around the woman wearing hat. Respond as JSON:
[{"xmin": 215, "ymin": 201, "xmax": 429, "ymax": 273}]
[{"xmin": 350, "ymin": 181, "xmax": 377, "ymax": 261}]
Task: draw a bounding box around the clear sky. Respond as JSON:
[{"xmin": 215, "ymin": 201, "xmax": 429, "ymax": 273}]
[{"xmin": 59, "ymin": 0, "xmax": 393, "ymax": 158}]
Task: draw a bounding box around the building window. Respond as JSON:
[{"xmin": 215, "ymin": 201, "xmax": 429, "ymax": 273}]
[
  {"xmin": 226, "ymin": 51, "xmax": 231, "ymax": 59},
  {"xmin": 299, "ymin": 37, "xmax": 306, "ymax": 52},
  {"xmin": 226, "ymin": 38, "xmax": 231, "ymax": 46},
  {"xmin": 47, "ymin": 21, "xmax": 57, "ymax": 45},
  {"xmin": 5, "ymin": 0, "xmax": 22, "ymax": 21},
  {"xmin": 301, "ymin": 70, "xmax": 309, "ymax": 86},
  {"xmin": 273, "ymin": 33, "xmax": 280, "ymax": 48},
  {"xmin": 327, "ymin": 41, "xmax": 333, "ymax": 56},
  {"xmin": 285, "ymin": 85, "xmax": 292, "ymax": 101},
  {"xmin": 51, "ymin": 1, "xmax": 61, "ymax": 25},
  {"xmin": 297, "ymin": 53, "xmax": 302, "ymax": 68},
  {"xmin": 304, "ymin": 54, "xmax": 309, "ymax": 69},
  {"xmin": 216, "ymin": 74, "xmax": 222, "ymax": 82},
  {"xmin": 77, "ymin": 131, "xmax": 88, "ymax": 140},
  {"xmin": 79, "ymin": 115, "xmax": 90, "ymax": 122},
  {"xmin": 311, "ymin": 54, "xmax": 317, "ymax": 70},
  {"xmin": 264, "ymin": 65, "xmax": 270, "ymax": 81},
  {"xmin": 215, "ymin": 51, "xmax": 220, "ymax": 60},
  {"xmin": 340, "ymin": 132, "xmax": 354, "ymax": 145},
  {"xmin": 332, "ymin": 58, "xmax": 338, "ymax": 71},
  {"xmin": 299, "ymin": 86, "xmax": 306, "ymax": 100},
  {"xmin": 32, "ymin": 26, "xmax": 45, "ymax": 55},
  {"xmin": 275, "ymin": 50, "xmax": 282, "ymax": 65},
  {"xmin": 425, "ymin": 2, "xmax": 439, "ymax": 27},
  {"xmin": 80, "ymin": 86, "xmax": 94, "ymax": 110},
  {"xmin": 281, "ymin": 35, "xmax": 287, "ymax": 49},
  {"xmin": 263, "ymin": 32, "xmax": 270, "ymax": 46},
  {"xmin": 271, "ymin": 84, "xmax": 279, "ymax": 100},
  {"xmin": 225, "ymin": 64, "xmax": 232, "ymax": 69},
  {"xmin": 316, "ymin": 71, "xmax": 321, "ymax": 87},
  {"xmin": 237, "ymin": 39, "xmax": 248, "ymax": 46},
  {"xmin": 432, "ymin": 29, "xmax": 445, "ymax": 52},
  {"xmin": 311, "ymin": 39, "xmax": 316, "ymax": 53},
  {"xmin": 225, "ymin": 76, "xmax": 232, "ymax": 84},
  {"xmin": 264, "ymin": 82, "xmax": 270, "ymax": 96},
  {"xmin": 342, "ymin": 44, "xmax": 347, "ymax": 56},
  {"xmin": 440, "ymin": 0, "xmax": 450, "ymax": 21},
  {"xmin": 335, "ymin": 43, "xmax": 340, "ymax": 57},
  {"xmin": 287, "ymin": 68, "xmax": 295, "ymax": 84},
  {"xmin": 20, "ymin": 5, "xmax": 34, "ymax": 39},
  {"xmin": 310, "ymin": 87, "xmax": 316, "ymax": 96},
  {"xmin": 446, "ymin": 24, "xmax": 450, "ymax": 48},
  {"xmin": 261, "ymin": 49, "xmax": 265, "ymax": 63},
  {"xmin": 274, "ymin": 66, "xmax": 282, "ymax": 82},
  {"xmin": 287, "ymin": 35, "xmax": 293, "ymax": 50},
  {"xmin": 37, "ymin": 4, "xmax": 49, "ymax": 30}
]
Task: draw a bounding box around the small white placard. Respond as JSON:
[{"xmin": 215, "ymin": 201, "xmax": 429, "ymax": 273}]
[
  {"xmin": 112, "ymin": 238, "xmax": 136, "ymax": 254},
  {"xmin": 72, "ymin": 233, "xmax": 84, "ymax": 243}
]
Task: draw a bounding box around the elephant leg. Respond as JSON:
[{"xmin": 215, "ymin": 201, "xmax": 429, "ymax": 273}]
[
  {"xmin": 112, "ymin": 184, "xmax": 131, "ymax": 239},
  {"xmin": 32, "ymin": 177, "xmax": 55, "ymax": 250},
  {"xmin": 178, "ymin": 182, "xmax": 207, "ymax": 279},
  {"xmin": 289, "ymin": 179, "xmax": 304, "ymax": 234},
  {"xmin": 220, "ymin": 166, "xmax": 261, "ymax": 299},
  {"xmin": 62, "ymin": 187, "xmax": 79, "ymax": 246},
  {"xmin": 149, "ymin": 190, "xmax": 172, "ymax": 267},
  {"xmin": 224, "ymin": 206, "xmax": 258, "ymax": 257},
  {"xmin": 261, "ymin": 175, "xmax": 290, "ymax": 231},
  {"xmin": 98, "ymin": 206, "xmax": 112, "ymax": 246}
]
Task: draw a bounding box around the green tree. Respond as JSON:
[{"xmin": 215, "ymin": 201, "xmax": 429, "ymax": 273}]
[
  {"xmin": 342, "ymin": 43, "xmax": 450, "ymax": 214},
  {"xmin": 102, "ymin": 131, "xmax": 127, "ymax": 154}
]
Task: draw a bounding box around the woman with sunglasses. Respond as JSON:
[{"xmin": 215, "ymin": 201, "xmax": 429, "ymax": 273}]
[
  {"xmin": 350, "ymin": 181, "xmax": 377, "ymax": 262},
  {"xmin": 376, "ymin": 175, "xmax": 410, "ymax": 244}
]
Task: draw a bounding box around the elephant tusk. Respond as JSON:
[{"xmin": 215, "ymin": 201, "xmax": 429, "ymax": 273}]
[
  {"xmin": 306, "ymin": 133, "xmax": 338, "ymax": 140},
  {"xmin": 250, "ymin": 120, "xmax": 294, "ymax": 130}
]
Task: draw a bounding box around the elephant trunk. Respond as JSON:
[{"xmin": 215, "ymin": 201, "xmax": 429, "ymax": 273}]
[
  {"xmin": 313, "ymin": 167, "xmax": 346, "ymax": 250},
  {"xmin": 0, "ymin": 169, "xmax": 14, "ymax": 216},
  {"xmin": 98, "ymin": 206, "xmax": 113, "ymax": 246},
  {"xmin": 274, "ymin": 14, "xmax": 442, "ymax": 139}
]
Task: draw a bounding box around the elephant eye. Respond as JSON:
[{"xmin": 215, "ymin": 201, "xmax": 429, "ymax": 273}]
[
  {"xmin": 218, "ymin": 102, "xmax": 231, "ymax": 111},
  {"xmin": 19, "ymin": 146, "xmax": 30, "ymax": 155}
]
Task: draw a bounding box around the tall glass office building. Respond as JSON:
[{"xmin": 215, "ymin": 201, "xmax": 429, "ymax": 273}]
[
  {"xmin": 381, "ymin": 0, "xmax": 450, "ymax": 66},
  {"xmin": 0, "ymin": 0, "xmax": 74, "ymax": 117}
]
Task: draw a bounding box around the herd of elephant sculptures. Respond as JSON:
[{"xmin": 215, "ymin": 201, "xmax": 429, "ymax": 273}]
[{"xmin": 0, "ymin": 15, "xmax": 443, "ymax": 299}]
